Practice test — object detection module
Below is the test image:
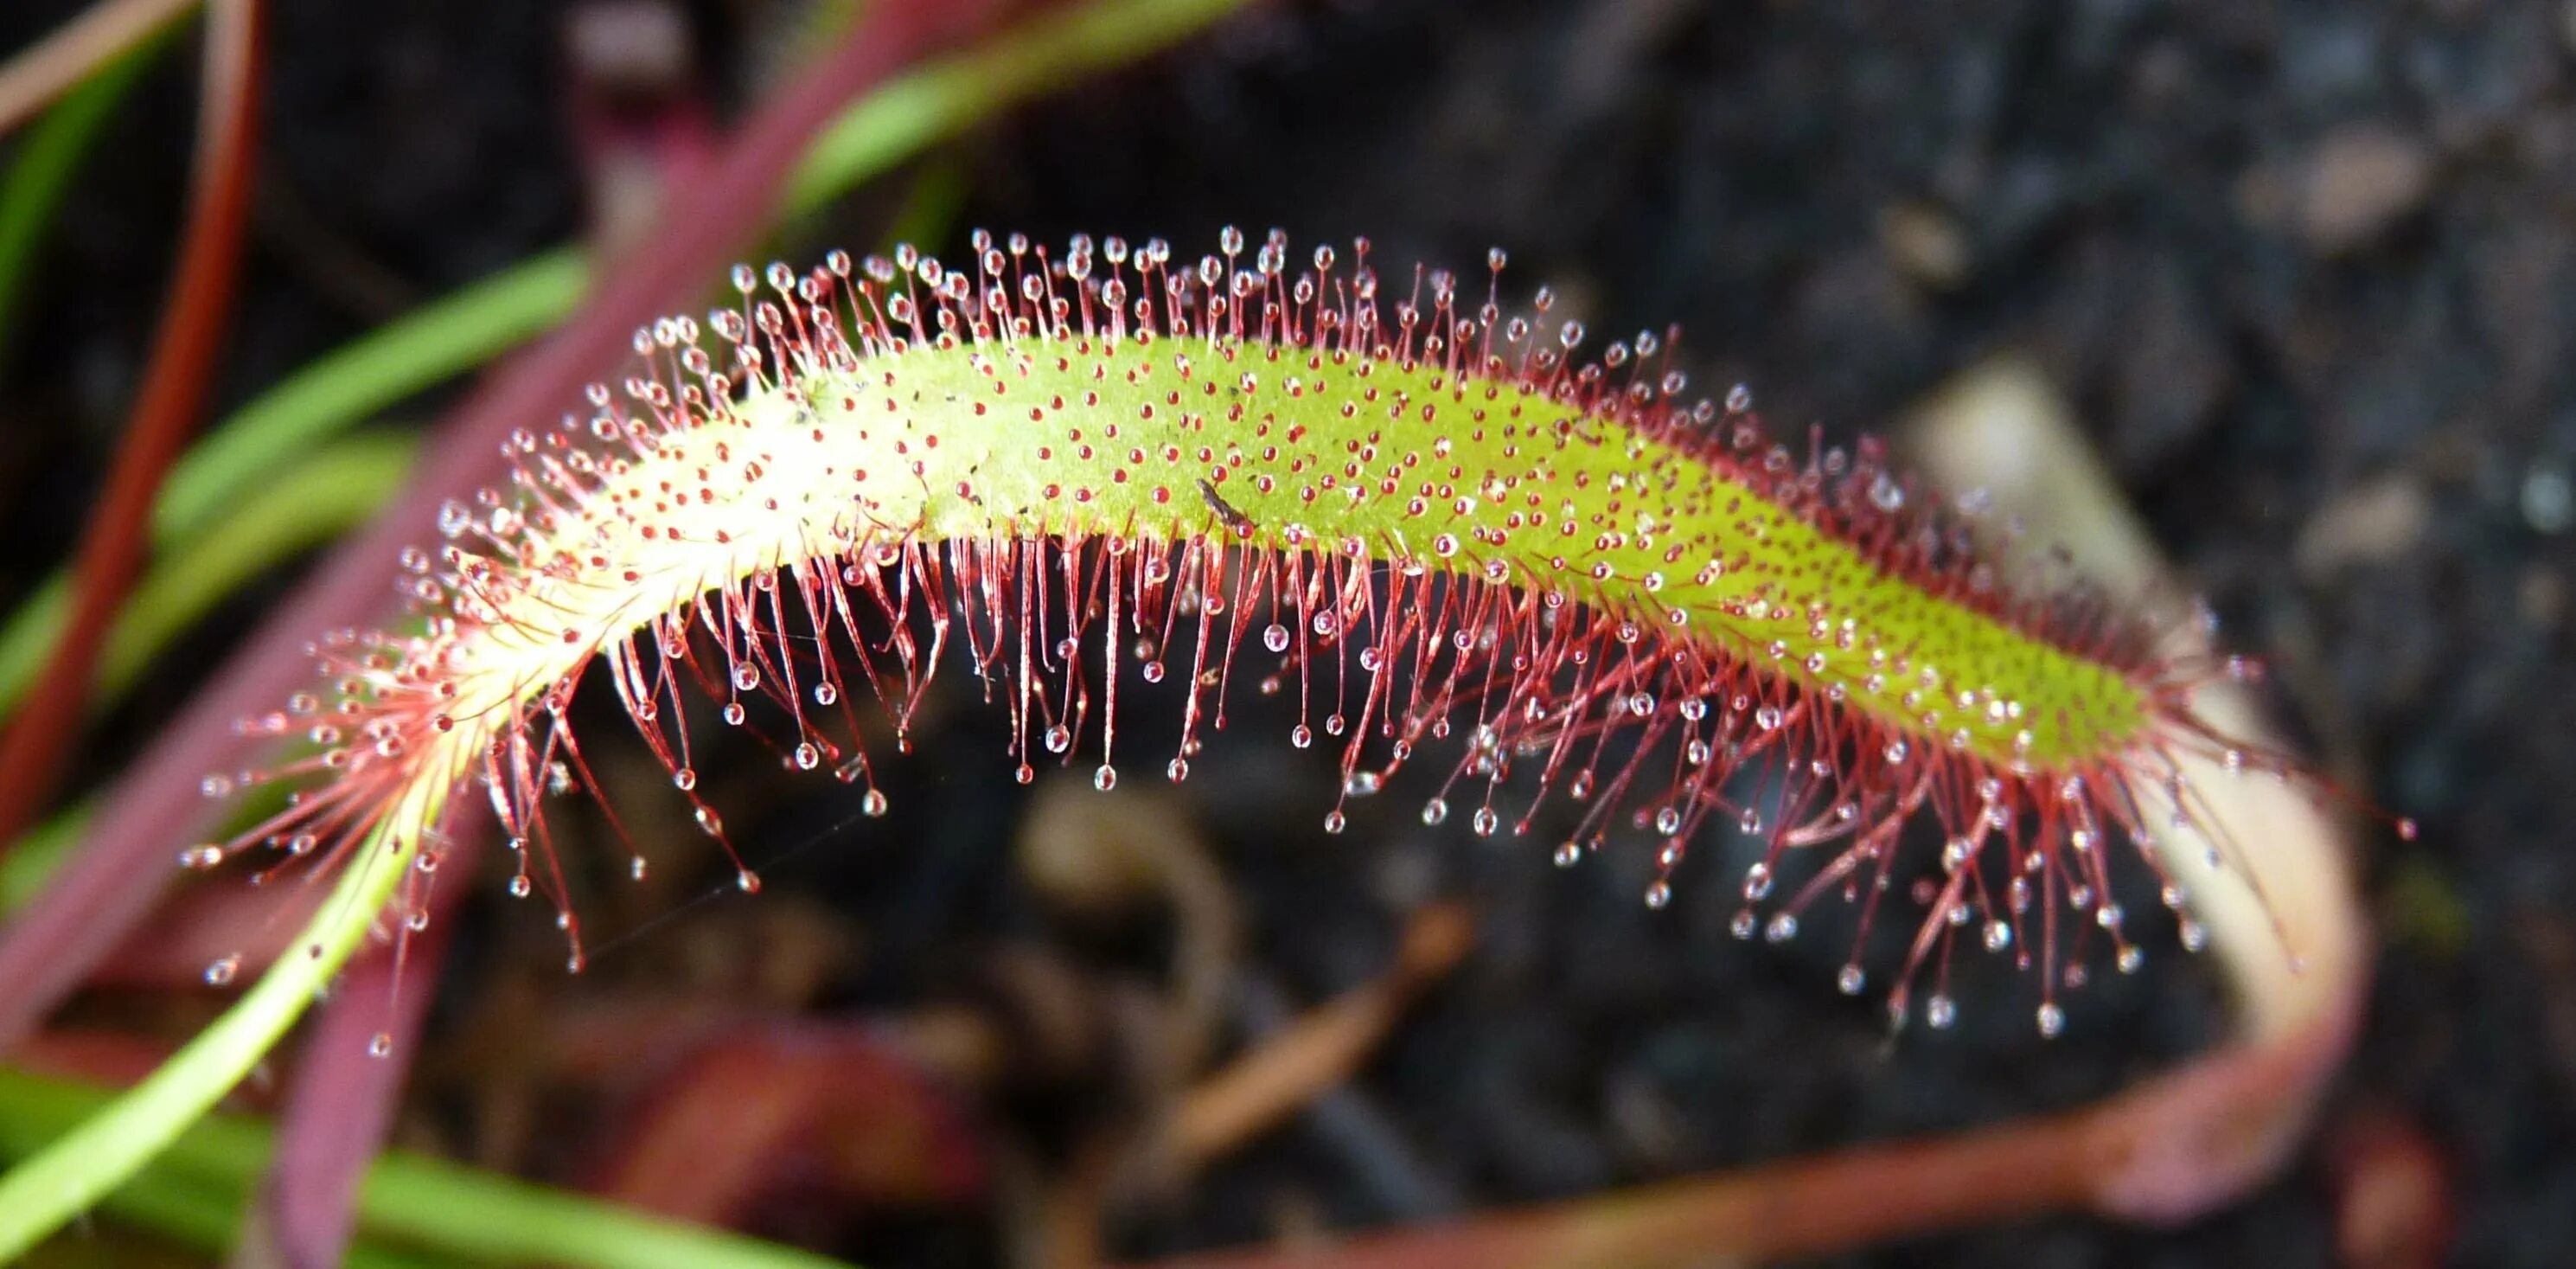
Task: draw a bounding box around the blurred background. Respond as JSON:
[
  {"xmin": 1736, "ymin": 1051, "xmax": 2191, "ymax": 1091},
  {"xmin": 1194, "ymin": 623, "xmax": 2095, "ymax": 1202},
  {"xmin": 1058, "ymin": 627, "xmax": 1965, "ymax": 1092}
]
[{"xmin": 0, "ymin": 0, "xmax": 2564, "ymax": 1266}]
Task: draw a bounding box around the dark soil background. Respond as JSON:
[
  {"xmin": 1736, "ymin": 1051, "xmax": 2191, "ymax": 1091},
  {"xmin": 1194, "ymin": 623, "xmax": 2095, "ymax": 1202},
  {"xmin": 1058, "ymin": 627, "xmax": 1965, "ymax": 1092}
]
[{"xmin": 2, "ymin": 1, "xmax": 2569, "ymax": 1266}]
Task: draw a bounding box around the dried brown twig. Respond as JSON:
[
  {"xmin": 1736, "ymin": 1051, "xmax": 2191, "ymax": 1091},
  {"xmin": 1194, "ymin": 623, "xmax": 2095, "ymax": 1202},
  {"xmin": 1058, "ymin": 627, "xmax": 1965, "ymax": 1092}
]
[{"xmin": 1167, "ymin": 904, "xmax": 1474, "ymax": 1168}]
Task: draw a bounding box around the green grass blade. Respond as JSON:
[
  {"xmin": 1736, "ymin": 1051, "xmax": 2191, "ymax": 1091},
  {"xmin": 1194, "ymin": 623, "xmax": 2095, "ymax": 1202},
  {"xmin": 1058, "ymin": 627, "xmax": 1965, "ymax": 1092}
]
[
  {"xmin": 25, "ymin": 1160, "xmax": 446, "ymax": 1269},
  {"xmin": 0, "ymin": 1067, "xmax": 849, "ymax": 1268},
  {"xmin": 109, "ymin": 434, "xmax": 422, "ymax": 693},
  {"xmin": 0, "ymin": 433, "xmax": 420, "ymax": 715},
  {"xmin": 0, "ymin": 817, "xmax": 413, "ymax": 1260},
  {"xmin": 0, "ymin": 805, "xmax": 81, "ymax": 915},
  {"xmin": 0, "ymin": 35, "xmax": 166, "ymax": 356},
  {"xmin": 784, "ymin": 0, "xmax": 1245, "ymax": 215},
  {"xmin": 0, "ymin": 0, "xmax": 1249, "ymax": 736},
  {"xmin": 151, "ymin": 253, "xmax": 588, "ymax": 542}
]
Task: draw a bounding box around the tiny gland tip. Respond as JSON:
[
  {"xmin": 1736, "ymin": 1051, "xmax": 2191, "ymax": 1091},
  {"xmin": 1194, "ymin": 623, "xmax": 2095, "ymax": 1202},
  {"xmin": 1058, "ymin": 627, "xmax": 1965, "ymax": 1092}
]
[{"xmin": 196, "ymin": 229, "xmax": 2336, "ymax": 1023}]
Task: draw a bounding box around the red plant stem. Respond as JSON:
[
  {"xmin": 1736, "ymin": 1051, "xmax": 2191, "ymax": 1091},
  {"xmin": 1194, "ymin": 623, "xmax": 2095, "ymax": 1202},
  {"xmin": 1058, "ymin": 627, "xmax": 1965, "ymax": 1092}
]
[
  {"xmin": 0, "ymin": 0, "xmax": 999, "ymax": 1053},
  {"xmin": 1136, "ymin": 1113, "xmax": 2096, "ymax": 1269},
  {"xmin": 0, "ymin": 0, "xmax": 262, "ymax": 852},
  {"xmin": 1124, "ymin": 1012, "xmax": 2352, "ymax": 1269}
]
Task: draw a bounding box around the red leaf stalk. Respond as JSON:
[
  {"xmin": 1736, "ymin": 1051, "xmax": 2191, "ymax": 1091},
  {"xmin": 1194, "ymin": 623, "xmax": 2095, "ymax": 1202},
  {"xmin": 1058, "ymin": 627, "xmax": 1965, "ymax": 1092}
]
[{"xmin": 0, "ymin": 0, "xmax": 262, "ymax": 851}]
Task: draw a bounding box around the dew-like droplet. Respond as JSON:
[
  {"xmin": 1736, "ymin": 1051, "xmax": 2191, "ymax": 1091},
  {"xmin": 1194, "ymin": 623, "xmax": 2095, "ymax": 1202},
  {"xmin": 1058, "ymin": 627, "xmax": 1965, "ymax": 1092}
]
[
  {"xmin": 1553, "ymin": 841, "xmax": 1582, "ymax": 868},
  {"xmin": 1094, "ymin": 765, "xmax": 1118, "ymax": 791},
  {"xmin": 1644, "ymin": 880, "xmax": 1672, "ymax": 909},
  {"xmin": 1470, "ymin": 807, "xmax": 1499, "ymax": 836},
  {"xmin": 2036, "ymin": 1003, "xmax": 2065, "ymax": 1038},
  {"xmin": 1263, "ymin": 623, "xmax": 1291, "ymax": 653},
  {"xmin": 1323, "ymin": 810, "xmax": 1346, "ymax": 834},
  {"xmin": 1342, "ymin": 770, "xmax": 1383, "ymax": 797},
  {"xmin": 1927, "ymin": 995, "xmax": 1959, "ymax": 1029},
  {"xmin": 794, "ymin": 742, "xmax": 820, "ymax": 770},
  {"xmin": 1421, "ymin": 798, "xmax": 1449, "ymax": 825},
  {"xmin": 204, "ymin": 955, "xmax": 240, "ymax": 987},
  {"xmin": 368, "ymin": 1033, "xmax": 393, "ymax": 1058},
  {"xmin": 1290, "ymin": 723, "xmax": 1313, "ymax": 748},
  {"xmin": 862, "ymin": 789, "xmax": 890, "ymax": 817}
]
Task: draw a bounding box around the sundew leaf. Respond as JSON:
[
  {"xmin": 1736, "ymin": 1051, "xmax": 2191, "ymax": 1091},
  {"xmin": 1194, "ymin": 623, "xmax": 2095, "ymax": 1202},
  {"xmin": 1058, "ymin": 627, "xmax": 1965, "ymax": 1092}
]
[{"xmin": 203, "ymin": 229, "xmax": 2296, "ymax": 1050}]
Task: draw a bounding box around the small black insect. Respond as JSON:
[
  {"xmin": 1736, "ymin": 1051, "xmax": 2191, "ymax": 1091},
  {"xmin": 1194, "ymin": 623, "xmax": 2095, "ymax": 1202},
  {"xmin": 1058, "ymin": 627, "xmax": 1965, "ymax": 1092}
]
[{"xmin": 1198, "ymin": 477, "xmax": 1254, "ymax": 531}]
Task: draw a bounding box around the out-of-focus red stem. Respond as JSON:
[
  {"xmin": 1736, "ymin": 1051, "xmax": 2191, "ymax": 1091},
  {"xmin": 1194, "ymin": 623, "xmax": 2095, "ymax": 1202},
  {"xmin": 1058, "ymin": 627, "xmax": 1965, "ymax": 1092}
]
[
  {"xmin": 1133, "ymin": 1112, "xmax": 2096, "ymax": 1269},
  {"xmin": 0, "ymin": 0, "xmax": 261, "ymax": 852},
  {"xmin": 1126, "ymin": 1009, "xmax": 2355, "ymax": 1269},
  {"xmin": 0, "ymin": 0, "xmax": 997, "ymax": 1053}
]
